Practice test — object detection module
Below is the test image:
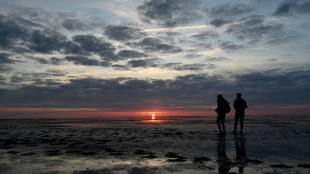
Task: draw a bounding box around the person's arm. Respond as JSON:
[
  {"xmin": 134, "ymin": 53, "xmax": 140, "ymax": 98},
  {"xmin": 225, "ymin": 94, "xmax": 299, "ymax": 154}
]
[{"xmin": 243, "ymin": 100, "xmax": 247, "ymax": 109}]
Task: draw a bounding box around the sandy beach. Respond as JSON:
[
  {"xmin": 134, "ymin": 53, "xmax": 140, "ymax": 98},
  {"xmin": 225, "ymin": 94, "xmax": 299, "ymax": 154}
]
[{"xmin": 1, "ymin": 115, "xmax": 310, "ymax": 174}]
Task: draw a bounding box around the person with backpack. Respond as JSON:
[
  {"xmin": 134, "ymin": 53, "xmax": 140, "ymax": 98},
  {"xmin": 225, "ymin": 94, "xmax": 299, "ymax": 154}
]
[
  {"xmin": 215, "ymin": 94, "xmax": 230, "ymax": 136},
  {"xmin": 233, "ymin": 93, "xmax": 248, "ymax": 135}
]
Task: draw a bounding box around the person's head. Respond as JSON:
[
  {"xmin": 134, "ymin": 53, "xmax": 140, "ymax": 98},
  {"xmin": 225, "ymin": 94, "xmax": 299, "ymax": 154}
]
[
  {"xmin": 218, "ymin": 94, "xmax": 223, "ymax": 99},
  {"xmin": 237, "ymin": 93, "xmax": 242, "ymax": 98}
]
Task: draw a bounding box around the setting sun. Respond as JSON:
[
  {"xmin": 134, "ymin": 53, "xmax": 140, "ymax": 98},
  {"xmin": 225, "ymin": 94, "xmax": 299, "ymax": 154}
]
[{"xmin": 151, "ymin": 114, "xmax": 156, "ymax": 120}]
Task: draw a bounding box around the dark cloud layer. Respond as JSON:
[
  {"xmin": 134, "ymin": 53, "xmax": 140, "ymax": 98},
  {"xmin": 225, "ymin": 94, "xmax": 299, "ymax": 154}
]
[
  {"xmin": 9, "ymin": 71, "xmax": 66, "ymax": 85},
  {"xmin": 137, "ymin": 0, "xmax": 203, "ymax": 27},
  {"xmin": 219, "ymin": 41, "xmax": 244, "ymax": 51},
  {"xmin": 104, "ymin": 25, "xmax": 147, "ymax": 41},
  {"xmin": 162, "ymin": 63, "xmax": 214, "ymax": 71},
  {"xmin": 1, "ymin": 70, "xmax": 309, "ymax": 109},
  {"xmin": 127, "ymin": 58, "xmax": 159, "ymax": 68},
  {"xmin": 0, "ymin": 14, "xmax": 31, "ymax": 49},
  {"xmin": 30, "ymin": 29, "xmax": 68, "ymax": 53},
  {"xmin": 0, "ymin": 53, "xmax": 15, "ymax": 64},
  {"xmin": 72, "ymin": 35, "xmax": 118, "ymax": 61},
  {"xmin": 128, "ymin": 38, "xmax": 182, "ymax": 53},
  {"xmin": 31, "ymin": 57, "xmax": 49, "ymax": 64},
  {"xmin": 206, "ymin": 3, "xmax": 253, "ymax": 27},
  {"xmin": 118, "ymin": 50, "xmax": 148, "ymax": 59},
  {"xmin": 62, "ymin": 18, "xmax": 103, "ymax": 31},
  {"xmin": 65, "ymin": 56, "xmax": 100, "ymax": 66},
  {"xmin": 224, "ymin": 15, "xmax": 298, "ymax": 45},
  {"xmin": 274, "ymin": 1, "xmax": 310, "ymax": 16},
  {"xmin": 49, "ymin": 57, "xmax": 64, "ymax": 65}
]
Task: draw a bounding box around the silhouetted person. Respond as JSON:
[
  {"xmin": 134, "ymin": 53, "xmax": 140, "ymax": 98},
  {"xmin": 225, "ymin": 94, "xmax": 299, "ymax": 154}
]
[
  {"xmin": 235, "ymin": 136, "xmax": 247, "ymax": 173},
  {"xmin": 217, "ymin": 138, "xmax": 232, "ymax": 173},
  {"xmin": 215, "ymin": 94, "xmax": 230, "ymax": 135},
  {"xmin": 233, "ymin": 93, "xmax": 247, "ymax": 135}
]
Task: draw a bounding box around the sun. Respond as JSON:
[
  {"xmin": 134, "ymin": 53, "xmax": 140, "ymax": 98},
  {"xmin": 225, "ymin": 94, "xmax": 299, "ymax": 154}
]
[{"xmin": 151, "ymin": 114, "xmax": 156, "ymax": 120}]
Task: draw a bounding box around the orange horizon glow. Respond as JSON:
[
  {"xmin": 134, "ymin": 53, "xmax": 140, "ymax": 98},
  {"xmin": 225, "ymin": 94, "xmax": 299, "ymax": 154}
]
[{"xmin": 0, "ymin": 104, "xmax": 310, "ymax": 118}]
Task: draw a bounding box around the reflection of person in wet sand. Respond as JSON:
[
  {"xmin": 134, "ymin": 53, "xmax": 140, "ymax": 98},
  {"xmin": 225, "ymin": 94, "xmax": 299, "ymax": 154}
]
[
  {"xmin": 233, "ymin": 93, "xmax": 247, "ymax": 135},
  {"xmin": 215, "ymin": 94, "xmax": 230, "ymax": 136},
  {"xmin": 235, "ymin": 136, "xmax": 248, "ymax": 173},
  {"xmin": 217, "ymin": 138, "xmax": 232, "ymax": 174}
]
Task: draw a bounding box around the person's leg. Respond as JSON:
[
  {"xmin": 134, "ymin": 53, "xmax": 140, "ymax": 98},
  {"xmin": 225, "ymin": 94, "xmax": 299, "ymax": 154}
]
[
  {"xmin": 240, "ymin": 114, "xmax": 244, "ymax": 133},
  {"xmin": 221, "ymin": 115, "xmax": 226, "ymax": 135},
  {"xmin": 234, "ymin": 114, "xmax": 239, "ymax": 133},
  {"xmin": 217, "ymin": 116, "xmax": 222, "ymax": 134},
  {"xmin": 222, "ymin": 121, "xmax": 225, "ymax": 135}
]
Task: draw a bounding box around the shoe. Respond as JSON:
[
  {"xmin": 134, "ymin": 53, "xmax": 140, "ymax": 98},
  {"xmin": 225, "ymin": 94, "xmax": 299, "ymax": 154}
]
[{"xmin": 216, "ymin": 132, "xmax": 223, "ymax": 135}]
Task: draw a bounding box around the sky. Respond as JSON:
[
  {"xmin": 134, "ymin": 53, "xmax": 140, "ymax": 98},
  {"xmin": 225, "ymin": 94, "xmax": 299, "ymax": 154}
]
[{"xmin": 0, "ymin": 0, "xmax": 310, "ymax": 118}]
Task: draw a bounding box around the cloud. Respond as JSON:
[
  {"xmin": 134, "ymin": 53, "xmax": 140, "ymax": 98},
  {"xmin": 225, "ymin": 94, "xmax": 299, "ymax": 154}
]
[
  {"xmin": 127, "ymin": 58, "xmax": 159, "ymax": 68},
  {"xmin": 0, "ymin": 65, "xmax": 12, "ymax": 73},
  {"xmin": 6, "ymin": 5, "xmax": 52, "ymax": 23},
  {"xmin": 31, "ymin": 57, "xmax": 49, "ymax": 64},
  {"xmin": 209, "ymin": 19, "xmax": 230, "ymax": 27},
  {"xmin": 72, "ymin": 35, "xmax": 119, "ymax": 61},
  {"xmin": 62, "ymin": 18, "xmax": 103, "ymax": 31},
  {"xmin": 64, "ymin": 56, "xmax": 112, "ymax": 67},
  {"xmin": 111, "ymin": 64, "xmax": 130, "ymax": 70},
  {"xmin": 0, "ymin": 75, "xmax": 6, "ymax": 85},
  {"xmin": 162, "ymin": 63, "xmax": 215, "ymax": 71},
  {"xmin": 219, "ymin": 41, "xmax": 244, "ymax": 51},
  {"xmin": 156, "ymin": 31, "xmax": 181, "ymax": 44},
  {"xmin": 184, "ymin": 54, "xmax": 203, "ymax": 59},
  {"xmin": 274, "ymin": 1, "xmax": 310, "ymax": 16},
  {"xmin": 128, "ymin": 38, "xmax": 182, "ymax": 53},
  {"xmin": 191, "ymin": 31, "xmax": 219, "ymax": 40},
  {"xmin": 26, "ymin": 56, "xmax": 65, "ymax": 65},
  {"xmin": 0, "ymin": 13, "xmax": 106, "ymax": 56},
  {"xmin": 0, "ymin": 14, "xmax": 31, "ymax": 49},
  {"xmin": 0, "ymin": 53, "xmax": 15, "ymax": 64},
  {"xmin": 225, "ymin": 15, "xmax": 288, "ymax": 44},
  {"xmin": 127, "ymin": 59, "xmax": 149, "ymax": 68},
  {"xmin": 1, "ymin": 69, "xmax": 310, "ymax": 109},
  {"xmin": 206, "ymin": 57, "xmax": 230, "ymax": 62},
  {"xmin": 65, "ymin": 56, "xmax": 100, "ymax": 66},
  {"xmin": 206, "ymin": 3, "xmax": 253, "ymax": 19},
  {"xmin": 118, "ymin": 50, "xmax": 148, "ymax": 59},
  {"xmin": 9, "ymin": 71, "xmax": 66, "ymax": 84},
  {"xmin": 137, "ymin": 0, "xmax": 203, "ymax": 27},
  {"xmin": 206, "ymin": 3, "xmax": 253, "ymax": 27},
  {"xmin": 232, "ymin": 70, "xmax": 310, "ymax": 104},
  {"xmin": 49, "ymin": 57, "xmax": 64, "ymax": 65},
  {"xmin": 29, "ymin": 29, "xmax": 71, "ymax": 54},
  {"xmin": 104, "ymin": 25, "xmax": 147, "ymax": 41}
]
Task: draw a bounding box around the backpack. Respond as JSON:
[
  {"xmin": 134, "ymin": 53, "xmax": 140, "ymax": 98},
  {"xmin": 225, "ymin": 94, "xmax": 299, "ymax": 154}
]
[
  {"xmin": 225, "ymin": 101, "xmax": 231, "ymax": 113},
  {"xmin": 226, "ymin": 105, "xmax": 231, "ymax": 113}
]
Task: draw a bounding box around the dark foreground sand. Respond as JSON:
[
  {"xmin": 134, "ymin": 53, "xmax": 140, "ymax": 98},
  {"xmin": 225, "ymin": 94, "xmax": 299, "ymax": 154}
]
[{"xmin": 1, "ymin": 115, "xmax": 310, "ymax": 174}]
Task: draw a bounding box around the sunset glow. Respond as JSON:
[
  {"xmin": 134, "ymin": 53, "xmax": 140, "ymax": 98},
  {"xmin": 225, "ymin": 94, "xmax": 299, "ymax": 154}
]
[{"xmin": 1, "ymin": 1, "xmax": 310, "ymax": 174}]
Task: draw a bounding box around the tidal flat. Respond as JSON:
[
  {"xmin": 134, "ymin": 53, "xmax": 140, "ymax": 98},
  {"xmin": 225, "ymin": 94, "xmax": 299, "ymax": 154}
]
[{"xmin": 1, "ymin": 115, "xmax": 310, "ymax": 174}]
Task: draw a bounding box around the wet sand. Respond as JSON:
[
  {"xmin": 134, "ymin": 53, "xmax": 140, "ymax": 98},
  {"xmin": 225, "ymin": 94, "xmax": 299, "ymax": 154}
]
[{"xmin": 1, "ymin": 115, "xmax": 310, "ymax": 174}]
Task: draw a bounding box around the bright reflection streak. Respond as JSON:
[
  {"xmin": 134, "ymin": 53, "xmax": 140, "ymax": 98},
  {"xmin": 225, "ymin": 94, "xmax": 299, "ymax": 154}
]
[{"xmin": 141, "ymin": 18, "xmax": 287, "ymax": 32}]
